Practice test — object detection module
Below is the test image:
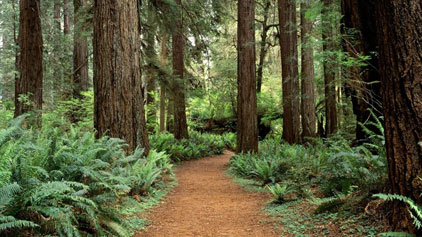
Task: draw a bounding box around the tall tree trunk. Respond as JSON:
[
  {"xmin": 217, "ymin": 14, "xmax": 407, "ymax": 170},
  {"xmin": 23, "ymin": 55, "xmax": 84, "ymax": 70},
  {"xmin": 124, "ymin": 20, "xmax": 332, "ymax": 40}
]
[
  {"xmin": 54, "ymin": 0, "xmax": 61, "ymax": 30},
  {"xmin": 93, "ymin": 0, "xmax": 150, "ymax": 154},
  {"xmin": 341, "ymin": 0, "xmax": 382, "ymax": 142},
  {"xmin": 322, "ymin": 0, "xmax": 338, "ymax": 135},
  {"xmin": 279, "ymin": 0, "xmax": 301, "ymax": 144},
  {"xmin": 73, "ymin": 0, "xmax": 89, "ymax": 99},
  {"xmin": 53, "ymin": 0, "xmax": 62, "ymax": 99},
  {"xmin": 172, "ymin": 0, "xmax": 188, "ymax": 140},
  {"xmin": 237, "ymin": 0, "xmax": 258, "ymax": 153},
  {"xmin": 146, "ymin": 3, "xmax": 157, "ymax": 131},
  {"xmin": 64, "ymin": 0, "xmax": 70, "ymax": 35},
  {"xmin": 256, "ymin": 0, "xmax": 271, "ymax": 93},
  {"xmin": 375, "ymin": 0, "xmax": 422, "ymax": 234},
  {"xmin": 160, "ymin": 34, "xmax": 168, "ymax": 132},
  {"xmin": 14, "ymin": 0, "xmax": 43, "ymax": 125},
  {"xmin": 301, "ymin": 1, "xmax": 317, "ymax": 139}
]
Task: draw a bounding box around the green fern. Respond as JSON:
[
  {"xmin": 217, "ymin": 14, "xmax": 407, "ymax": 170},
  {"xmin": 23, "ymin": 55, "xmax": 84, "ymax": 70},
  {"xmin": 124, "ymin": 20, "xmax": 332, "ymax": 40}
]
[{"xmin": 374, "ymin": 193, "xmax": 422, "ymax": 229}]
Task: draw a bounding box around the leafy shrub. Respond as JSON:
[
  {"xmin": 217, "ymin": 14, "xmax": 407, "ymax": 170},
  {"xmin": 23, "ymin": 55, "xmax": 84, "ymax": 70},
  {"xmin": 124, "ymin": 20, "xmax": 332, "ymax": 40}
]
[
  {"xmin": 150, "ymin": 131, "xmax": 228, "ymax": 161},
  {"xmin": 230, "ymin": 115, "xmax": 387, "ymax": 201},
  {"xmin": 0, "ymin": 116, "xmax": 173, "ymax": 236},
  {"xmin": 267, "ymin": 183, "xmax": 295, "ymax": 204}
]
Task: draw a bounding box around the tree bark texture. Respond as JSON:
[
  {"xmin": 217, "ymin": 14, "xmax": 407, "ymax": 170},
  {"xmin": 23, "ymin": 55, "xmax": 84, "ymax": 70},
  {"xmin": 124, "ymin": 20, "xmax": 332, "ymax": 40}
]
[
  {"xmin": 172, "ymin": 0, "xmax": 189, "ymax": 140},
  {"xmin": 322, "ymin": 0, "xmax": 338, "ymax": 136},
  {"xmin": 14, "ymin": 0, "xmax": 43, "ymax": 122},
  {"xmin": 160, "ymin": 34, "xmax": 168, "ymax": 132},
  {"xmin": 73, "ymin": 0, "xmax": 90, "ymax": 99},
  {"xmin": 279, "ymin": 0, "xmax": 301, "ymax": 144},
  {"xmin": 237, "ymin": 0, "xmax": 258, "ymax": 153},
  {"xmin": 341, "ymin": 0, "xmax": 382, "ymax": 142},
  {"xmin": 375, "ymin": 0, "xmax": 422, "ymax": 233},
  {"xmin": 93, "ymin": 0, "xmax": 150, "ymax": 154},
  {"xmin": 300, "ymin": 1, "xmax": 317, "ymax": 139}
]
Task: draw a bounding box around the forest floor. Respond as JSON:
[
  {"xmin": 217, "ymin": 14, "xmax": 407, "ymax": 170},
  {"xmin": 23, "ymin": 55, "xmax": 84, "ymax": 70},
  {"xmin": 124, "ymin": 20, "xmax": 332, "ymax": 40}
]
[{"xmin": 134, "ymin": 151, "xmax": 279, "ymax": 237}]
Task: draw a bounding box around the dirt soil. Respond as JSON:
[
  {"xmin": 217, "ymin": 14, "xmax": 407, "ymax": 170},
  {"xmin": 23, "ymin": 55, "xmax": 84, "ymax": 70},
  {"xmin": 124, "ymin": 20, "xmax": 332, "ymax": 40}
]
[{"xmin": 134, "ymin": 151, "xmax": 278, "ymax": 237}]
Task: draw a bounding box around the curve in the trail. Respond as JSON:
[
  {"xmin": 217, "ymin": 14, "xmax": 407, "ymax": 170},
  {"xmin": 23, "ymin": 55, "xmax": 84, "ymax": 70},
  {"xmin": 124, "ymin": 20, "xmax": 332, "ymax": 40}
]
[{"xmin": 134, "ymin": 151, "xmax": 278, "ymax": 237}]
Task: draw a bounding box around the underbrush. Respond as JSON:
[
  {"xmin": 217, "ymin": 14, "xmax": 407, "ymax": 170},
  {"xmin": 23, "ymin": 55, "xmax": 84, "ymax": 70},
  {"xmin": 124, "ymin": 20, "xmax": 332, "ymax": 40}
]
[
  {"xmin": 150, "ymin": 131, "xmax": 236, "ymax": 161},
  {"xmin": 229, "ymin": 117, "xmax": 388, "ymax": 235},
  {"xmin": 0, "ymin": 116, "xmax": 174, "ymax": 236}
]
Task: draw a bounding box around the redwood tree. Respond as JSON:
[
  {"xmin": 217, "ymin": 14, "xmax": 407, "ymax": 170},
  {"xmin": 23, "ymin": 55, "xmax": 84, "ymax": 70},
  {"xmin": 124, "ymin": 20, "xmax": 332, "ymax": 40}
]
[
  {"xmin": 237, "ymin": 0, "xmax": 258, "ymax": 153},
  {"xmin": 301, "ymin": 1, "xmax": 317, "ymax": 139},
  {"xmin": 93, "ymin": 0, "xmax": 150, "ymax": 153},
  {"xmin": 160, "ymin": 33, "xmax": 168, "ymax": 132},
  {"xmin": 322, "ymin": 0, "xmax": 338, "ymax": 135},
  {"xmin": 341, "ymin": 0, "xmax": 382, "ymax": 142},
  {"xmin": 375, "ymin": 0, "xmax": 422, "ymax": 233},
  {"xmin": 15, "ymin": 0, "xmax": 43, "ymax": 123},
  {"xmin": 278, "ymin": 0, "xmax": 301, "ymax": 144},
  {"xmin": 172, "ymin": 0, "xmax": 189, "ymax": 140},
  {"xmin": 73, "ymin": 0, "xmax": 89, "ymax": 99}
]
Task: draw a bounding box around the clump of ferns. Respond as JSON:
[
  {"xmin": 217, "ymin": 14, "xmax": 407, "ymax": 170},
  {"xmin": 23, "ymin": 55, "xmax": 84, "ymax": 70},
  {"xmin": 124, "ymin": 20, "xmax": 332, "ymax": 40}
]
[{"xmin": 0, "ymin": 117, "xmax": 149, "ymax": 236}]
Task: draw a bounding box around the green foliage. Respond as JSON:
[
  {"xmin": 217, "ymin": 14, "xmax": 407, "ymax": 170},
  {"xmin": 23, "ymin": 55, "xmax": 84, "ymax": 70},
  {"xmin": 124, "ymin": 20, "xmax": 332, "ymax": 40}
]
[
  {"xmin": 267, "ymin": 183, "xmax": 295, "ymax": 204},
  {"xmin": 0, "ymin": 116, "xmax": 174, "ymax": 236},
  {"xmin": 230, "ymin": 115, "xmax": 387, "ymax": 201},
  {"xmin": 150, "ymin": 131, "xmax": 228, "ymax": 161},
  {"xmin": 374, "ymin": 193, "xmax": 422, "ymax": 230}
]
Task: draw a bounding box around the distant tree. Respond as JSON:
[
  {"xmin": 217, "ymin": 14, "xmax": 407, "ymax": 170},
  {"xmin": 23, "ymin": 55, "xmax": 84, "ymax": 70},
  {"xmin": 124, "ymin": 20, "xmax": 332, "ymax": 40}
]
[
  {"xmin": 375, "ymin": 0, "xmax": 422, "ymax": 234},
  {"xmin": 341, "ymin": 0, "xmax": 382, "ymax": 142},
  {"xmin": 256, "ymin": 0, "xmax": 276, "ymax": 93},
  {"xmin": 64, "ymin": 0, "xmax": 70, "ymax": 35},
  {"xmin": 73, "ymin": 0, "xmax": 89, "ymax": 99},
  {"xmin": 237, "ymin": 0, "xmax": 258, "ymax": 153},
  {"xmin": 93, "ymin": 0, "xmax": 150, "ymax": 153},
  {"xmin": 160, "ymin": 33, "xmax": 168, "ymax": 133},
  {"xmin": 301, "ymin": 0, "xmax": 317, "ymax": 139},
  {"xmin": 278, "ymin": 0, "xmax": 301, "ymax": 144},
  {"xmin": 322, "ymin": 0, "xmax": 338, "ymax": 135},
  {"xmin": 172, "ymin": 0, "xmax": 189, "ymax": 140},
  {"xmin": 146, "ymin": 2, "xmax": 157, "ymax": 131},
  {"xmin": 14, "ymin": 0, "xmax": 43, "ymax": 124}
]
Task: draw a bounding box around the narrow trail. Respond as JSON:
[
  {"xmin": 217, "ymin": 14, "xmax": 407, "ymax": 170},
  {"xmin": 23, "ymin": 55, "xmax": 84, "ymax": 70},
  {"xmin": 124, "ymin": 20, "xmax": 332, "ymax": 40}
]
[{"xmin": 134, "ymin": 151, "xmax": 278, "ymax": 237}]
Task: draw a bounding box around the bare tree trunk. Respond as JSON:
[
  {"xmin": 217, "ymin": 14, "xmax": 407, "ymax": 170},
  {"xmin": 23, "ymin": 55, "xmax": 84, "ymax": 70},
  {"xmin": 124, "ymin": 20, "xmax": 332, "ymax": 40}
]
[
  {"xmin": 301, "ymin": 1, "xmax": 317, "ymax": 139},
  {"xmin": 341, "ymin": 0, "xmax": 382, "ymax": 143},
  {"xmin": 172, "ymin": 0, "xmax": 189, "ymax": 140},
  {"xmin": 375, "ymin": 0, "xmax": 422, "ymax": 234},
  {"xmin": 237, "ymin": 0, "xmax": 258, "ymax": 153},
  {"xmin": 323, "ymin": 0, "xmax": 338, "ymax": 135},
  {"xmin": 73, "ymin": 0, "xmax": 89, "ymax": 99},
  {"xmin": 160, "ymin": 34, "xmax": 168, "ymax": 132},
  {"xmin": 14, "ymin": 0, "xmax": 43, "ymax": 125},
  {"xmin": 279, "ymin": 0, "xmax": 301, "ymax": 144},
  {"xmin": 93, "ymin": 0, "xmax": 150, "ymax": 154}
]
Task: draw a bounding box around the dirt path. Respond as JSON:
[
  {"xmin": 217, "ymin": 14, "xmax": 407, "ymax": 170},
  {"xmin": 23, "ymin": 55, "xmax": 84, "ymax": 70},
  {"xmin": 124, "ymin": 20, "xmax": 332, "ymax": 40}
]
[{"xmin": 134, "ymin": 151, "xmax": 278, "ymax": 237}]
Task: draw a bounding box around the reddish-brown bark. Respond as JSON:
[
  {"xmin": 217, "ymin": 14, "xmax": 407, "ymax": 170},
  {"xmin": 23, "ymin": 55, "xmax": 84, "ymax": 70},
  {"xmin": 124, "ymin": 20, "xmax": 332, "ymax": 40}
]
[
  {"xmin": 301, "ymin": 1, "xmax": 317, "ymax": 139},
  {"xmin": 172, "ymin": 0, "xmax": 189, "ymax": 140},
  {"xmin": 93, "ymin": 0, "xmax": 150, "ymax": 153},
  {"xmin": 237, "ymin": 0, "xmax": 258, "ymax": 153},
  {"xmin": 375, "ymin": 0, "xmax": 422, "ymax": 233},
  {"xmin": 14, "ymin": 0, "xmax": 43, "ymax": 124},
  {"xmin": 323, "ymin": 0, "xmax": 338, "ymax": 136},
  {"xmin": 278, "ymin": 0, "xmax": 301, "ymax": 144}
]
